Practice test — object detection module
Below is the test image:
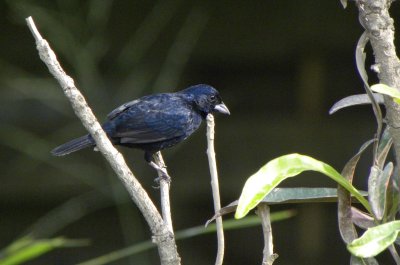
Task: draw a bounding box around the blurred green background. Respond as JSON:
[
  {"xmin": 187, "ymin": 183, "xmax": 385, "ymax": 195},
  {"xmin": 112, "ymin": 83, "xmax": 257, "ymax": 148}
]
[{"xmin": 1, "ymin": 1, "xmax": 399, "ymax": 264}]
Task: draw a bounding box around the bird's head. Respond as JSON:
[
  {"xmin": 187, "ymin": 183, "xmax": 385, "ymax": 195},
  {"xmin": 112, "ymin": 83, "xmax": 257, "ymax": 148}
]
[{"xmin": 182, "ymin": 84, "xmax": 230, "ymax": 117}]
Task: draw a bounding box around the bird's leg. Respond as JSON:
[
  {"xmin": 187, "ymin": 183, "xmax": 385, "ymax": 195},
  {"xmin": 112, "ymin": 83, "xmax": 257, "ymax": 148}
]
[{"xmin": 145, "ymin": 151, "xmax": 171, "ymax": 183}]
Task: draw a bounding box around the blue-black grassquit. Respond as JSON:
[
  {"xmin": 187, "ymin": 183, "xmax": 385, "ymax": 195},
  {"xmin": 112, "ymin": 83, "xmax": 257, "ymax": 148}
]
[{"xmin": 52, "ymin": 84, "xmax": 229, "ymax": 170}]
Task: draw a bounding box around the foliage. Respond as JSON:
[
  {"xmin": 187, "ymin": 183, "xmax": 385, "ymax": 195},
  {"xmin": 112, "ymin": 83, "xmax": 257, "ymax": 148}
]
[
  {"xmin": 0, "ymin": 237, "xmax": 88, "ymax": 265},
  {"xmin": 233, "ymin": 24, "xmax": 400, "ymax": 264}
]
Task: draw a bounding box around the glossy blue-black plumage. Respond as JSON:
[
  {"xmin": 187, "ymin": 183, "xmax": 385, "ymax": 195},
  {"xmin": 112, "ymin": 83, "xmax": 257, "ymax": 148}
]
[{"xmin": 51, "ymin": 84, "xmax": 229, "ymax": 161}]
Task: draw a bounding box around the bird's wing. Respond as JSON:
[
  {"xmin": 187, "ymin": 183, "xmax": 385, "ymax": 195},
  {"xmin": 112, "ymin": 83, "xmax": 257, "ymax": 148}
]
[
  {"xmin": 107, "ymin": 99, "xmax": 140, "ymax": 120},
  {"xmin": 107, "ymin": 95, "xmax": 195, "ymax": 144}
]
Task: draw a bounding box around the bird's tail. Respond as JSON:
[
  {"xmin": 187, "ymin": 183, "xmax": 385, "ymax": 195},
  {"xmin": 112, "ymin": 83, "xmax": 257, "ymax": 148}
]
[{"xmin": 51, "ymin": 135, "xmax": 94, "ymax": 156}]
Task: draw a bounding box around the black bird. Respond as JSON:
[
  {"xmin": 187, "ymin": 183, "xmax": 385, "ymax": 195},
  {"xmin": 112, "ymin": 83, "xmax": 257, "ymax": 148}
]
[{"xmin": 52, "ymin": 84, "xmax": 230, "ymax": 175}]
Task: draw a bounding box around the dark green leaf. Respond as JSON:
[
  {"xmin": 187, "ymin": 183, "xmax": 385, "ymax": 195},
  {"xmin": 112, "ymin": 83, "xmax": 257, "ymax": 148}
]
[
  {"xmin": 351, "ymin": 207, "xmax": 375, "ymax": 230},
  {"xmin": 368, "ymin": 163, "xmax": 393, "ymax": 220},
  {"xmin": 329, "ymin": 94, "xmax": 384, "ymax": 114},
  {"xmin": 355, "ymin": 31, "xmax": 383, "ymax": 157},
  {"xmin": 355, "ymin": 31, "xmax": 369, "ymax": 88},
  {"xmin": 210, "ymin": 188, "xmax": 367, "ymax": 221},
  {"xmin": 338, "ymin": 140, "xmax": 373, "ymax": 244},
  {"xmin": 376, "ymin": 127, "xmax": 393, "ymax": 168},
  {"xmin": 263, "ymin": 187, "xmax": 368, "ymax": 204},
  {"xmin": 386, "ymin": 170, "xmax": 400, "ymax": 221}
]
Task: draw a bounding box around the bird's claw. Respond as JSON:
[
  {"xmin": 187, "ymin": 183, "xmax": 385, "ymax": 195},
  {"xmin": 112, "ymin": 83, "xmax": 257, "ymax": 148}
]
[
  {"xmin": 149, "ymin": 161, "xmax": 171, "ymax": 184},
  {"xmin": 155, "ymin": 171, "xmax": 171, "ymax": 183}
]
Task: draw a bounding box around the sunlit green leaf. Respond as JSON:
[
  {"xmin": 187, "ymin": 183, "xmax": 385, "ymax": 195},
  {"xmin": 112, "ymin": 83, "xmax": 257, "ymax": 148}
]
[
  {"xmin": 371, "ymin": 84, "xmax": 400, "ymax": 104},
  {"xmin": 235, "ymin": 154, "xmax": 371, "ymax": 219},
  {"xmin": 348, "ymin": 221, "xmax": 400, "ymax": 258}
]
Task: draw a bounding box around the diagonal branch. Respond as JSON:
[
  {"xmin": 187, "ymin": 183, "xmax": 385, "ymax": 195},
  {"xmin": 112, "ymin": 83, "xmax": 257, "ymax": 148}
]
[{"xmin": 25, "ymin": 16, "xmax": 180, "ymax": 265}]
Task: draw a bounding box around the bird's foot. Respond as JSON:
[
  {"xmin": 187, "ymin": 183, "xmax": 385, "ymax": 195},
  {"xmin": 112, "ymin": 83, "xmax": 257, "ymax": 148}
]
[
  {"xmin": 154, "ymin": 173, "xmax": 171, "ymax": 183},
  {"xmin": 149, "ymin": 161, "xmax": 171, "ymax": 184}
]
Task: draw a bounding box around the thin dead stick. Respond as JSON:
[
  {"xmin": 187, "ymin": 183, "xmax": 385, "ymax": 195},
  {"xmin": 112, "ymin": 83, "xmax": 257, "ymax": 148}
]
[
  {"xmin": 257, "ymin": 204, "xmax": 278, "ymax": 265},
  {"xmin": 206, "ymin": 114, "xmax": 225, "ymax": 265},
  {"xmin": 25, "ymin": 16, "xmax": 180, "ymax": 265},
  {"xmin": 153, "ymin": 151, "xmax": 174, "ymax": 232}
]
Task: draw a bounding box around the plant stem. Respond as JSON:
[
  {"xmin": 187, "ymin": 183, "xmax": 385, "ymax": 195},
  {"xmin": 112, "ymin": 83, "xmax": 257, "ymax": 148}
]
[
  {"xmin": 257, "ymin": 204, "xmax": 278, "ymax": 265},
  {"xmin": 206, "ymin": 114, "xmax": 225, "ymax": 265},
  {"xmin": 153, "ymin": 151, "xmax": 174, "ymax": 232}
]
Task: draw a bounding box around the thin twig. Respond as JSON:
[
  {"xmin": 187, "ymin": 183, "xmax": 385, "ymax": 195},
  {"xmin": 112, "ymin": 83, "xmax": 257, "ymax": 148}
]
[
  {"xmin": 25, "ymin": 16, "xmax": 180, "ymax": 265},
  {"xmin": 153, "ymin": 151, "xmax": 174, "ymax": 232},
  {"xmin": 206, "ymin": 114, "xmax": 225, "ymax": 265},
  {"xmin": 257, "ymin": 204, "xmax": 278, "ymax": 265}
]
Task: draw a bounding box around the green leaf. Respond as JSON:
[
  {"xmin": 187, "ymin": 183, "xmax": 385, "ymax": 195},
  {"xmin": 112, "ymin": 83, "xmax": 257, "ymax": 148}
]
[
  {"xmin": 371, "ymin": 84, "xmax": 400, "ymax": 104},
  {"xmin": 376, "ymin": 127, "xmax": 393, "ymax": 168},
  {"xmin": 355, "ymin": 32, "xmax": 369, "ymax": 88},
  {"xmin": 210, "ymin": 188, "xmax": 366, "ymax": 222},
  {"xmin": 235, "ymin": 154, "xmax": 371, "ymax": 219},
  {"xmin": 262, "ymin": 187, "xmax": 367, "ymax": 204},
  {"xmin": 77, "ymin": 212, "xmax": 295, "ymax": 265},
  {"xmin": 368, "ymin": 163, "xmax": 393, "ymax": 220},
  {"xmin": 348, "ymin": 221, "xmax": 400, "ymax": 258},
  {"xmin": 0, "ymin": 237, "xmax": 88, "ymax": 265},
  {"xmin": 338, "ymin": 139, "xmax": 373, "ymax": 244},
  {"xmin": 329, "ymin": 94, "xmax": 384, "ymax": 114},
  {"xmin": 351, "ymin": 207, "xmax": 374, "ymax": 230},
  {"xmin": 350, "ymin": 255, "xmax": 378, "ymax": 265}
]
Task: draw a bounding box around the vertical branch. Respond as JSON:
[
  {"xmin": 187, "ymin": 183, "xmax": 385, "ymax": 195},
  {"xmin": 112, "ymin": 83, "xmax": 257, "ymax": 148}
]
[
  {"xmin": 26, "ymin": 16, "xmax": 180, "ymax": 265},
  {"xmin": 206, "ymin": 114, "xmax": 225, "ymax": 265},
  {"xmin": 354, "ymin": 0, "xmax": 400, "ymax": 167},
  {"xmin": 257, "ymin": 204, "xmax": 278, "ymax": 265},
  {"xmin": 153, "ymin": 151, "xmax": 174, "ymax": 232}
]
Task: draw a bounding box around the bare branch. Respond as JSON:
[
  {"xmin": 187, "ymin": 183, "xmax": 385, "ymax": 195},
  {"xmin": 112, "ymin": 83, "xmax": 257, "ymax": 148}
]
[
  {"xmin": 153, "ymin": 151, "xmax": 174, "ymax": 232},
  {"xmin": 354, "ymin": 0, "xmax": 400, "ymax": 167},
  {"xmin": 206, "ymin": 114, "xmax": 225, "ymax": 265},
  {"xmin": 257, "ymin": 204, "xmax": 278, "ymax": 265},
  {"xmin": 25, "ymin": 16, "xmax": 180, "ymax": 265}
]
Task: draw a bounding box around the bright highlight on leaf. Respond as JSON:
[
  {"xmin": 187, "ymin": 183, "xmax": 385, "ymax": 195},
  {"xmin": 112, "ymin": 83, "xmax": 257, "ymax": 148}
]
[
  {"xmin": 370, "ymin": 84, "xmax": 400, "ymax": 104},
  {"xmin": 347, "ymin": 221, "xmax": 400, "ymax": 258},
  {"xmin": 235, "ymin": 154, "xmax": 371, "ymax": 219}
]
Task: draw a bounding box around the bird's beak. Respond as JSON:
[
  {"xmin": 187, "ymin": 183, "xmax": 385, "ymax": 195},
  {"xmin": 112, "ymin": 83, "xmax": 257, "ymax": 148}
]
[{"xmin": 214, "ymin": 102, "xmax": 230, "ymax": 115}]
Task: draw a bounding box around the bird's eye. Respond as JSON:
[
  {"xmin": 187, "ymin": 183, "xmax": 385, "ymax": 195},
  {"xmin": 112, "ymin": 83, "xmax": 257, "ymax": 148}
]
[{"xmin": 210, "ymin": 95, "xmax": 216, "ymax": 100}]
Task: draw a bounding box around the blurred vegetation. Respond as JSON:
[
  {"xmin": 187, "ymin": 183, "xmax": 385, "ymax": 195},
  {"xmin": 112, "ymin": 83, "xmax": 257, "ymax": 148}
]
[{"xmin": 1, "ymin": 1, "xmax": 399, "ymax": 264}]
